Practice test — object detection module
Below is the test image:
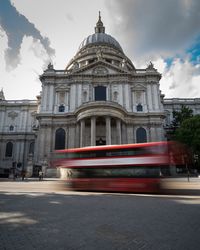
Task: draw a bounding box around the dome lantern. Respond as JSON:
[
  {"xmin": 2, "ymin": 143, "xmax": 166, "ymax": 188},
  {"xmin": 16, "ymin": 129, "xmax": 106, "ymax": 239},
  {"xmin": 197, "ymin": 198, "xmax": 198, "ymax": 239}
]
[{"xmin": 95, "ymin": 11, "xmax": 105, "ymax": 34}]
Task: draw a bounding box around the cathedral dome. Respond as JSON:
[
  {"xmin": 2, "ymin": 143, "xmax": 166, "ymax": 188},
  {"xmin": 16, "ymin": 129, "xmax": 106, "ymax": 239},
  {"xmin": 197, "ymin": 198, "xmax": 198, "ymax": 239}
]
[
  {"xmin": 66, "ymin": 12, "xmax": 135, "ymax": 71},
  {"xmin": 78, "ymin": 12, "xmax": 123, "ymax": 53},
  {"xmin": 79, "ymin": 33, "xmax": 123, "ymax": 52}
]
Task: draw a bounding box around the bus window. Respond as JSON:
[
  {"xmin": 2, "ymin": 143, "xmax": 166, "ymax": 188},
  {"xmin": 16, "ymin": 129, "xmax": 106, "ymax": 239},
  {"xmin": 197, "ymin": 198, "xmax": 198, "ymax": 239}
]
[{"xmin": 72, "ymin": 167, "xmax": 161, "ymax": 178}]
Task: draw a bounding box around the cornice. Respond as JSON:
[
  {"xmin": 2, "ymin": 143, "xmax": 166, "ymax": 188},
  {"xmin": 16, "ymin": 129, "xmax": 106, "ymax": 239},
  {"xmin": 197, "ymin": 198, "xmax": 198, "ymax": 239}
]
[
  {"xmin": 75, "ymin": 101, "xmax": 128, "ymax": 121},
  {"xmin": 71, "ymin": 60, "xmax": 130, "ymax": 74}
]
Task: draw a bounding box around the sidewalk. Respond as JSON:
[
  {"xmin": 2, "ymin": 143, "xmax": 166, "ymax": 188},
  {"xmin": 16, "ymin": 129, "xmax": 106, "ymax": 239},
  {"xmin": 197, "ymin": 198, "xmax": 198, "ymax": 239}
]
[
  {"xmin": 160, "ymin": 177, "xmax": 200, "ymax": 195},
  {"xmin": 1, "ymin": 177, "xmax": 200, "ymax": 195},
  {"xmin": 0, "ymin": 177, "xmax": 59, "ymax": 182}
]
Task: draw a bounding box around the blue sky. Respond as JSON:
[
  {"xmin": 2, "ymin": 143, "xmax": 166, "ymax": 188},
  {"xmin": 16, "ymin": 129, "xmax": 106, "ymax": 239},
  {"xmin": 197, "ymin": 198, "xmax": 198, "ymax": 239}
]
[
  {"xmin": 187, "ymin": 35, "xmax": 200, "ymax": 65},
  {"xmin": 0, "ymin": 0, "xmax": 200, "ymax": 99}
]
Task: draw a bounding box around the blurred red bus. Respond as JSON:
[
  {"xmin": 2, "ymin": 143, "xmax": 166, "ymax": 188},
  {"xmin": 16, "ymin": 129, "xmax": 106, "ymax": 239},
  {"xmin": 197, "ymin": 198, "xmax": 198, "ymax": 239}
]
[{"xmin": 52, "ymin": 141, "xmax": 192, "ymax": 193}]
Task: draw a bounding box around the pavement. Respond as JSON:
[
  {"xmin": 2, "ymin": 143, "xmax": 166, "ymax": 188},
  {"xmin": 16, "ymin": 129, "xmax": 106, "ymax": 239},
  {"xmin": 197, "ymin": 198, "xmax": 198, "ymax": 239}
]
[
  {"xmin": 1, "ymin": 176, "xmax": 200, "ymax": 195},
  {"xmin": 160, "ymin": 176, "xmax": 200, "ymax": 195},
  {"xmin": 0, "ymin": 179, "xmax": 200, "ymax": 250}
]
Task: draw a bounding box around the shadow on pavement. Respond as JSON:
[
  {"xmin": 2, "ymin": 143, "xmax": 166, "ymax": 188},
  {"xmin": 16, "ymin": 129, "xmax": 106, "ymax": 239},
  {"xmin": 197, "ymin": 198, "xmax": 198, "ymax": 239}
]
[{"xmin": 0, "ymin": 188, "xmax": 200, "ymax": 250}]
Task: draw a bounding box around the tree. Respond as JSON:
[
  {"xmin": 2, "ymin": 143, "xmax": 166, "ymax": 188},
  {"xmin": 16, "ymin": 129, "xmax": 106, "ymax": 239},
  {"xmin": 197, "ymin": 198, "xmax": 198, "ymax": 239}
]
[
  {"xmin": 172, "ymin": 105, "xmax": 193, "ymax": 128},
  {"xmin": 174, "ymin": 115, "xmax": 200, "ymax": 171},
  {"xmin": 174, "ymin": 115, "xmax": 200, "ymax": 152},
  {"xmin": 166, "ymin": 105, "xmax": 193, "ymax": 140}
]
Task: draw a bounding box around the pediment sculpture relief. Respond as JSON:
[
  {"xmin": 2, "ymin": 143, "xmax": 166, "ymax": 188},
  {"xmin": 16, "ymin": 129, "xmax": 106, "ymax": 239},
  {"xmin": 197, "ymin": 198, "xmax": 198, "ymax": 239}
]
[{"xmin": 93, "ymin": 66, "xmax": 108, "ymax": 75}]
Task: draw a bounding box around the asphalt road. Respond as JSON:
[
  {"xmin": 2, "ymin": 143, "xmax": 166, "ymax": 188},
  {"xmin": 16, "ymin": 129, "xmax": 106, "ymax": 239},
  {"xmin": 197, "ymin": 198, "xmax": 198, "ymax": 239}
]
[{"xmin": 0, "ymin": 179, "xmax": 200, "ymax": 250}]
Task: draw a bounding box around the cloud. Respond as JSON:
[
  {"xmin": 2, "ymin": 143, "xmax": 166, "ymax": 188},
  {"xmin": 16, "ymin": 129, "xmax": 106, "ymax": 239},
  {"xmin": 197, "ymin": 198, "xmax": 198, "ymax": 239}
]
[
  {"xmin": 0, "ymin": 0, "xmax": 55, "ymax": 71},
  {"xmin": 106, "ymin": 0, "xmax": 200, "ymax": 61},
  {"xmin": 105, "ymin": 0, "xmax": 200, "ymax": 98},
  {"xmin": 153, "ymin": 57, "xmax": 200, "ymax": 98},
  {"xmin": 1, "ymin": 36, "xmax": 48, "ymax": 100}
]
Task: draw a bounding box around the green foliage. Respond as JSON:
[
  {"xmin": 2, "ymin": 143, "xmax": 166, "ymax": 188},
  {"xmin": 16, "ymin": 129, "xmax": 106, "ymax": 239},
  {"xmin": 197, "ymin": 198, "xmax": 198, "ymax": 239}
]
[
  {"xmin": 166, "ymin": 105, "xmax": 194, "ymax": 141},
  {"xmin": 174, "ymin": 115, "xmax": 200, "ymax": 155},
  {"xmin": 172, "ymin": 105, "xmax": 193, "ymax": 127}
]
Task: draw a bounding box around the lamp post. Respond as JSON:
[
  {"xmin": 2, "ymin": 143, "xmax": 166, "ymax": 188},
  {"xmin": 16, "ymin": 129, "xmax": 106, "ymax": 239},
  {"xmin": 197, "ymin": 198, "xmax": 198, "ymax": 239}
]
[{"xmin": 184, "ymin": 155, "xmax": 190, "ymax": 182}]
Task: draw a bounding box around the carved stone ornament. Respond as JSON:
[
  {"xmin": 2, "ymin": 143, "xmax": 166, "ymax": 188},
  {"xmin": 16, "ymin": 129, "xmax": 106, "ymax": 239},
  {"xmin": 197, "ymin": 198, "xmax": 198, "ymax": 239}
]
[
  {"xmin": 146, "ymin": 61, "xmax": 157, "ymax": 71},
  {"xmin": 96, "ymin": 49, "xmax": 103, "ymax": 60},
  {"xmin": 72, "ymin": 62, "xmax": 79, "ymax": 70},
  {"xmin": 47, "ymin": 62, "xmax": 54, "ymax": 70},
  {"xmin": 31, "ymin": 111, "xmax": 37, "ymax": 117},
  {"xmin": 0, "ymin": 88, "xmax": 5, "ymax": 100},
  {"xmin": 131, "ymin": 83, "xmax": 146, "ymax": 91},
  {"xmin": 121, "ymin": 58, "xmax": 127, "ymax": 69},
  {"xmin": 55, "ymin": 84, "xmax": 70, "ymax": 91},
  {"xmin": 93, "ymin": 66, "xmax": 108, "ymax": 75},
  {"xmin": 8, "ymin": 111, "xmax": 18, "ymax": 120}
]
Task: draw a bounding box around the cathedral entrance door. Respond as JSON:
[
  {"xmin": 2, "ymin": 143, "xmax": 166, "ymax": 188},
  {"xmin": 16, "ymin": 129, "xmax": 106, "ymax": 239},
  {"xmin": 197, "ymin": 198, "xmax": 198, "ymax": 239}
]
[{"xmin": 96, "ymin": 138, "xmax": 106, "ymax": 146}]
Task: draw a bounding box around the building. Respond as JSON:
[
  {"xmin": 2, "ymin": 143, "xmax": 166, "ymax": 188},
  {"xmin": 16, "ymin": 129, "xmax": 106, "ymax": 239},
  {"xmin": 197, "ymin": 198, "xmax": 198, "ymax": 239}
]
[{"xmin": 0, "ymin": 14, "xmax": 200, "ymax": 177}]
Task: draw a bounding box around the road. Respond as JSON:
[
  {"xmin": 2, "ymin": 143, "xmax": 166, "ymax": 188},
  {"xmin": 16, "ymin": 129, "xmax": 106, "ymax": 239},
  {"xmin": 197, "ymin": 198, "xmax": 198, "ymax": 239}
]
[{"xmin": 0, "ymin": 179, "xmax": 200, "ymax": 250}]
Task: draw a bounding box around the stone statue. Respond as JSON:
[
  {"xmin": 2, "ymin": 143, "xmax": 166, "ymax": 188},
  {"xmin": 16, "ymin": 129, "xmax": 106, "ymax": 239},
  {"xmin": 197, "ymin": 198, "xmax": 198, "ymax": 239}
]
[
  {"xmin": 147, "ymin": 61, "xmax": 154, "ymax": 70},
  {"xmin": 73, "ymin": 62, "xmax": 79, "ymax": 70},
  {"xmin": 47, "ymin": 62, "xmax": 54, "ymax": 70},
  {"xmin": 0, "ymin": 88, "xmax": 5, "ymax": 100},
  {"xmin": 121, "ymin": 58, "xmax": 127, "ymax": 69},
  {"xmin": 96, "ymin": 49, "xmax": 103, "ymax": 60}
]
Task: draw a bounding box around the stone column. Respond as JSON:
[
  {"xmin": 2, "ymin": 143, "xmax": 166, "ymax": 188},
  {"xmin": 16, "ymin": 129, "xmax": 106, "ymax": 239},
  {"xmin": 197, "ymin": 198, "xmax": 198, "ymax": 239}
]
[
  {"xmin": 91, "ymin": 117, "xmax": 96, "ymax": 146},
  {"xmin": 121, "ymin": 122, "xmax": 127, "ymax": 144},
  {"xmin": 75, "ymin": 123, "xmax": 80, "ymax": 148},
  {"xmin": 68, "ymin": 125, "xmax": 76, "ymax": 148},
  {"xmin": 43, "ymin": 85, "xmax": 48, "ymax": 112},
  {"xmin": 147, "ymin": 84, "xmax": 153, "ymax": 111},
  {"xmin": 117, "ymin": 119, "xmax": 122, "ymax": 144},
  {"xmin": 153, "ymin": 84, "xmax": 159, "ymax": 110},
  {"xmin": 80, "ymin": 119, "xmax": 85, "ymax": 147},
  {"xmin": 106, "ymin": 116, "xmax": 111, "ymax": 145},
  {"xmin": 127, "ymin": 125, "xmax": 133, "ymax": 144},
  {"xmin": 65, "ymin": 91, "xmax": 69, "ymax": 112}
]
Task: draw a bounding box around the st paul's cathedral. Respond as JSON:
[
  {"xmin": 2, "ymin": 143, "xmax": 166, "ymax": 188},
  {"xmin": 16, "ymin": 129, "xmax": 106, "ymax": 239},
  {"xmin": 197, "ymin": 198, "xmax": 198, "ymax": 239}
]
[{"xmin": 0, "ymin": 14, "xmax": 200, "ymax": 177}]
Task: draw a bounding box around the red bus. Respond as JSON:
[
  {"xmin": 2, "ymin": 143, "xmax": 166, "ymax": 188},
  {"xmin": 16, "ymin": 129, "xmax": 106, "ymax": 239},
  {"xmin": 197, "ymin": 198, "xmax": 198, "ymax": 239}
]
[{"xmin": 52, "ymin": 141, "xmax": 192, "ymax": 193}]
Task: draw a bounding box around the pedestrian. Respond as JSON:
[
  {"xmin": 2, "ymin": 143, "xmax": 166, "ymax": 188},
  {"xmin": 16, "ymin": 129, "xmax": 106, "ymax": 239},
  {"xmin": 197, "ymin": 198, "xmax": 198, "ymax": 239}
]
[
  {"xmin": 39, "ymin": 170, "xmax": 43, "ymax": 181},
  {"xmin": 21, "ymin": 170, "xmax": 26, "ymax": 181}
]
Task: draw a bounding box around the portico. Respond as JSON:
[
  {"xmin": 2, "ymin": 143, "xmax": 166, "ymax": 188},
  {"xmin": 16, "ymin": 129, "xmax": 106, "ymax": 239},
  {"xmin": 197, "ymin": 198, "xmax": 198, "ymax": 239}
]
[
  {"xmin": 76, "ymin": 101, "xmax": 126, "ymax": 147},
  {"xmin": 79, "ymin": 115, "xmax": 123, "ymax": 147}
]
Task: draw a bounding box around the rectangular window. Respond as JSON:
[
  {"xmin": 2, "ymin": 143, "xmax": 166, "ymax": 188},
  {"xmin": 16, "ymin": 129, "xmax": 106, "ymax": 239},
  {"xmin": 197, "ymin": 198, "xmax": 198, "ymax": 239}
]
[{"xmin": 95, "ymin": 86, "xmax": 106, "ymax": 101}]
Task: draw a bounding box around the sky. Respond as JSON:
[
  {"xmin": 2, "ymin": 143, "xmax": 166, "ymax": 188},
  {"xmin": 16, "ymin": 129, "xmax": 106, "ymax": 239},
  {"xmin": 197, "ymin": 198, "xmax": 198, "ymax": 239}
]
[{"xmin": 1, "ymin": 0, "xmax": 200, "ymax": 100}]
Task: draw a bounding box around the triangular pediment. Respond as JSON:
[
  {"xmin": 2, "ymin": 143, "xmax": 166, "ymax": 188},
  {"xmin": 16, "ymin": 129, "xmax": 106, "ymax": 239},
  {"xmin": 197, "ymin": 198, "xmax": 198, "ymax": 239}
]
[
  {"xmin": 131, "ymin": 83, "xmax": 146, "ymax": 91},
  {"xmin": 55, "ymin": 84, "xmax": 70, "ymax": 91},
  {"xmin": 70, "ymin": 60, "xmax": 129, "ymax": 75}
]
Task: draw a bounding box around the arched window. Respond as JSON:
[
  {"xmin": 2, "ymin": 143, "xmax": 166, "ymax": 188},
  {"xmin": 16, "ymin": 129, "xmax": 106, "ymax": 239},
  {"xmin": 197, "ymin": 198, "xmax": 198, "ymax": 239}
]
[
  {"xmin": 5, "ymin": 142, "xmax": 13, "ymax": 157},
  {"xmin": 29, "ymin": 142, "xmax": 35, "ymax": 155},
  {"xmin": 55, "ymin": 128, "xmax": 66, "ymax": 150},
  {"xmin": 9, "ymin": 125, "xmax": 14, "ymax": 131},
  {"xmin": 95, "ymin": 86, "xmax": 106, "ymax": 101},
  {"xmin": 136, "ymin": 104, "xmax": 143, "ymax": 112},
  {"xmin": 58, "ymin": 104, "xmax": 65, "ymax": 112},
  {"xmin": 136, "ymin": 127, "xmax": 147, "ymax": 143}
]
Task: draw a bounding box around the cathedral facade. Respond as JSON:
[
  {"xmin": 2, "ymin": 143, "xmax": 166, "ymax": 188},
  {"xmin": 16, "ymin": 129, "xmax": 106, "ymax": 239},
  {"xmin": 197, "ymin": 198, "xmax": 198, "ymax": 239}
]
[{"xmin": 0, "ymin": 15, "xmax": 200, "ymax": 177}]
